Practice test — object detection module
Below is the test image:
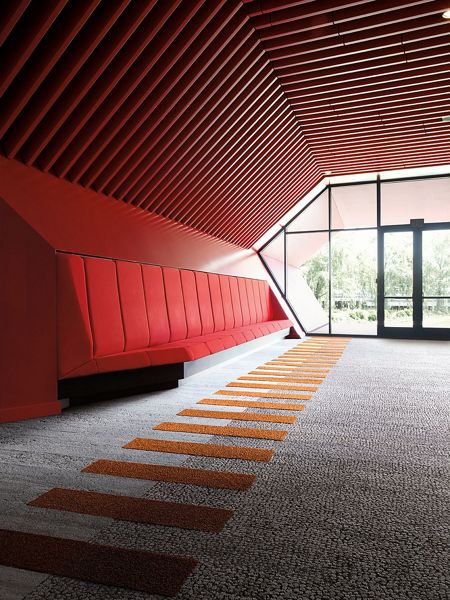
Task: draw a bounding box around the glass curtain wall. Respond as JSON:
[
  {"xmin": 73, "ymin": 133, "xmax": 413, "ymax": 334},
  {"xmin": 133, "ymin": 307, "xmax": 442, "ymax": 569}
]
[{"xmin": 259, "ymin": 174, "xmax": 450, "ymax": 337}]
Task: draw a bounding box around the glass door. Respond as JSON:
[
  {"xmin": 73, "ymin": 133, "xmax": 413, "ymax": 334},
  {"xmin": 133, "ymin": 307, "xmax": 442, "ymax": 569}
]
[
  {"xmin": 378, "ymin": 225, "xmax": 450, "ymax": 339},
  {"xmin": 422, "ymin": 229, "xmax": 450, "ymax": 331}
]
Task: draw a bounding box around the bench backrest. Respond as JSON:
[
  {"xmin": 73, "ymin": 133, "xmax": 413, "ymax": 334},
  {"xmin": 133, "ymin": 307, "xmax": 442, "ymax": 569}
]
[{"xmin": 57, "ymin": 253, "xmax": 284, "ymax": 377}]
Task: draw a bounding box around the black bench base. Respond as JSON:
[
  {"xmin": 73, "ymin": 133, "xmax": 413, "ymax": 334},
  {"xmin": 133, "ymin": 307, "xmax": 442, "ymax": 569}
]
[{"xmin": 58, "ymin": 363, "xmax": 183, "ymax": 404}]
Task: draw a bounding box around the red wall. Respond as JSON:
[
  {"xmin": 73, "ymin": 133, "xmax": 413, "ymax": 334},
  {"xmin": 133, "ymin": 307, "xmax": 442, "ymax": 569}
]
[
  {"xmin": 0, "ymin": 157, "xmax": 265, "ymax": 277},
  {"xmin": 0, "ymin": 157, "xmax": 268, "ymax": 422},
  {"xmin": 0, "ymin": 200, "xmax": 59, "ymax": 422}
]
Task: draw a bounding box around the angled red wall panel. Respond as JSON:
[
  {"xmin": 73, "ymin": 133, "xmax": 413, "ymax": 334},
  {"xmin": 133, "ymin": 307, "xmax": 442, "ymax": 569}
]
[
  {"xmin": 0, "ymin": 199, "xmax": 59, "ymax": 423},
  {"xmin": 0, "ymin": 157, "xmax": 266, "ymax": 278}
]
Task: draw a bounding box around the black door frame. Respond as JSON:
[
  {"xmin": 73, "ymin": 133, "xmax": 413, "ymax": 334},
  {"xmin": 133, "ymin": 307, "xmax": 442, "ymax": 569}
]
[{"xmin": 377, "ymin": 221, "xmax": 450, "ymax": 340}]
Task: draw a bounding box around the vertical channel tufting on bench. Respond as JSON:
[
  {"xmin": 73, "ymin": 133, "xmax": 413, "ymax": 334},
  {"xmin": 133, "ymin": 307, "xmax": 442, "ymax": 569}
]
[
  {"xmin": 142, "ymin": 264, "xmax": 170, "ymax": 347},
  {"xmin": 116, "ymin": 261, "xmax": 150, "ymax": 352},
  {"xmin": 57, "ymin": 253, "xmax": 292, "ymax": 380},
  {"xmin": 162, "ymin": 267, "xmax": 188, "ymax": 343},
  {"xmin": 180, "ymin": 270, "xmax": 202, "ymax": 339}
]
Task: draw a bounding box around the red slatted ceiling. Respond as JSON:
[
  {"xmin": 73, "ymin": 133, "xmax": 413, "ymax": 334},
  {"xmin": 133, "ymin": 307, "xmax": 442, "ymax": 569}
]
[
  {"xmin": 245, "ymin": 0, "xmax": 450, "ymax": 179},
  {"xmin": 1, "ymin": 1, "xmax": 449, "ymax": 249}
]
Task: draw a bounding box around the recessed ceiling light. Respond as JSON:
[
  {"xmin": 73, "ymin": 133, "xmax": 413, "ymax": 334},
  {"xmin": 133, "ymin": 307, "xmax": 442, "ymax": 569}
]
[
  {"xmin": 324, "ymin": 170, "xmax": 332, "ymax": 175},
  {"xmin": 442, "ymin": 9, "xmax": 450, "ymax": 18},
  {"xmin": 442, "ymin": 116, "xmax": 450, "ymax": 122}
]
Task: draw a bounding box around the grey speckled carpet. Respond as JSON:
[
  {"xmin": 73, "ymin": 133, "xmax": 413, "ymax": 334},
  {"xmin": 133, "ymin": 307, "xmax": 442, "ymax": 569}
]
[{"xmin": 1, "ymin": 338, "xmax": 449, "ymax": 600}]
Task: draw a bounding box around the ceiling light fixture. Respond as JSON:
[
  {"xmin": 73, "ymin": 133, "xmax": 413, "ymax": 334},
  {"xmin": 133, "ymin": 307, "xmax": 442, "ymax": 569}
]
[
  {"xmin": 442, "ymin": 9, "xmax": 450, "ymax": 18},
  {"xmin": 442, "ymin": 116, "xmax": 450, "ymax": 122}
]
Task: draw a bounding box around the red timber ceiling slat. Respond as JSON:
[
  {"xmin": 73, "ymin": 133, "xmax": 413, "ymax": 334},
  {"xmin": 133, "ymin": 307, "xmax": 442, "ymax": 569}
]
[
  {"xmin": 244, "ymin": 0, "xmax": 450, "ymax": 180},
  {"xmin": 1, "ymin": 1, "xmax": 449, "ymax": 248}
]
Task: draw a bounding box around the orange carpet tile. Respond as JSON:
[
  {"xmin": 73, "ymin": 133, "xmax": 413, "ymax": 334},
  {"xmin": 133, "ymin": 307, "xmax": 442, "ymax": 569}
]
[
  {"xmin": 178, "ymin": 408, "xmax": 296, "ymax": 424},
  {"xmin": 197, "ymin": 398, "xmax": 305, "ymax": 411},
  {"xmin": 226, "ymin": 382, "xmax": 317, "ymax": 392},
  {"xmin": 238, "ymin": 376, "xmax": 323, "ymax": 384},
  {"xmin": 153, "ymin": 422, "xmax": 287, "ymax": 441},
  {"xmin": 123, "ymin": 437, "xmax": 273, "ymax": 462},
  {"xmin": 215, "ymin": 390, "xmax": 312, "ymax": 400}
]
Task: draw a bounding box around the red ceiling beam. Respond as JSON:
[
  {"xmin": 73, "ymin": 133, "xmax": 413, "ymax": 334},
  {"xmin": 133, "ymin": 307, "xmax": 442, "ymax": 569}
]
[
  {"xmin": 74, "ymin": 5, "xmax": 247, "ymax": 188},
  {"xmin": 105, "ymin": 28, "xmax": 260, "ymax": 199},
  {"xmin": 258, "ymin": 1, "xmax": 450, "ymax": 42},
  {"xmin": 274, "ymin": 36, "xmax": 450, "ymax": 79},
  {"xmin": 65, "ymin": 0, "xmax": 238, "ymax": 182},
  {"xmin": 293, "ymin": 89, "xmax": 450, "ymax": 116},
  {"xmin": 0, "ymin": 0, "xmax": 31, "ymax": 46},
  {"xmin": 266, "ymin": 18, "xmax": 449, "ymax": 60},
  {"xmin": 203, "ymin": 142, "xmax": 316, "ymax": 236},
  {"xmin": 243, "ymin": 0, "xmax": 364, "ymax": 16},
  {"xmin": 299, "ymin": 109, "xmax": 449, "ymax": 134},
  {"xmin": 262, "ymin": 8, "xmax": 450, "ymax": 51},
  {"xmin": 40, "ymin": 0, "xmax": 191, "ymax": 172},
  {"xmin": 269, "ymin": 24, "xmax": 449, "ymax": 68},
  {"xmin": 0, "ymin": 0, "xmax": 102, "ymax": 139},
  {"xmin": 249, "ymin": 0, "xmax": 374, "ymax": 28},
  {"xmin": 89, "ymin": 20, "xmax": 254, "ymax": 194},
  {"xmin": 275, "ymin": 54, "xmax": 450, "ymax": 90},
  {"xmin": 1, "ymin": 0, "xmax": 131, "ymax": 158},
  {"xmin": 176, "ymin": 117, "xmax": 303, "ymax": 224},
  {"xmin": 283, "ymin": 65, "xmax": 450, "ymax": 100},
  {"xmin": 137, "ymin": 75, "xmax": 284, "ymax": 211},
  {"xmin": 0, "ymin": 0, "xmax": 68, "ymax": 97},
  {"xmin": 19, "ymin": 0, "xmax": 170, "ymax": 166}
]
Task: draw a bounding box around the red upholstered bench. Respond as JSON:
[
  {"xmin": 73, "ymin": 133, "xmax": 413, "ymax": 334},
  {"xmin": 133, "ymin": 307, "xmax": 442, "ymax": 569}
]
[{"xmin": 57, "ymin": 253, "xmax": 291, "ymax": 388}]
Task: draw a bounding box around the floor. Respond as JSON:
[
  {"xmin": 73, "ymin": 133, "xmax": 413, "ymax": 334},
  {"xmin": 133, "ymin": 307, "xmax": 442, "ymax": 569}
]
[{"xmin": 0, "ymin": 338, "xmax": 449, "ymax": 600}]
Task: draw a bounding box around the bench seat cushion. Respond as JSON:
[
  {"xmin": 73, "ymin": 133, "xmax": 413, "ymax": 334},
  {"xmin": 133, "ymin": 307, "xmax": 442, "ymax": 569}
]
[{"xmin": 59, "ymin": 319, "xmax": 291, "ymax": 378}]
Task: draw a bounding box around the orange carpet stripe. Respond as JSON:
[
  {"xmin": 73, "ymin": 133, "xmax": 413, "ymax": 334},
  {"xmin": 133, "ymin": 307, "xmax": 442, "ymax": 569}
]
[
  {"xmin": 295, "ymin": 352, "xmax": 341, "ymax": 355},
  {"xmin": 283, "ymin": 356, "xmax": 341, "ymax": 361},
  {"xmin": 255, "ymin": 366, "xmax": 329, "ymax": 374},
  {"xmin": 0, "ymin": 528, "xmax": 197, "ymax": 597},
  {"xmin": 278, "ymin": 359, "xmax": 338, "ymax": 365},
  {"xmin": 297, "ymin": 352, "xmax": 342, "ymax": 355},
  {"xmin": 178, "ymin": 408, "xmax": 296, "ymax": 424},
  {"xmin": 216, "ymin": 390, "xmax": 312, "ymax": 400},
  {"xmin": 197, "ymin": 399, "xmax": 305, "ymax": 411},
  {"xmin": 290, "ymin": 345, "xmax": 344, "ymax": 349},
  {"xmin": 275, "ymin": 355, "xmax": 338, "ymax": 360},
  {"xmin": 123, "ymin": 437, "xmax": 273, "ymax": 462},
  {"xmin": 301, "ymin": 340, "xmax": 349, "ymax": 344},
  {"xmin": 285, "ymin": 351, "xmax": 342, "ymax": 357},
  {"xmin": 239, "ymin": 376, "xmax": 322, "ymax": 384},
  {"xmin": 288, "ymin": 347, "xmax": 344, "ymax": 351},
  {"xmin": 269, "ymin": 358, "xmax": 336, "ymax": 364},
  {"xmin": 301, "ymin": 342, "xmax": 348, "ymax": 346},
  {"xmin": 153, "ymin": 422, "xmax": 287, "ymax": 441},
  {"xmin": 266, "ymin": 361, "xmax": 335, "ymax": 368},
  {"xmin": 29, "ymin": 487, "xmax": 233, "ymax": 533},
  {"xmin": 226, "ymin": 381, "xmax": 317, "ymax": 392},
  {"xmin": 249, "ymin": 370, "xmax": 327, "ymax": 379},
  {"xmin": 301, "ymin": 341, "xmax": 348, "ymax": 344},
  {"xmin": 83, "ymin": 459, "xmax": 255, "ymax": 490}
]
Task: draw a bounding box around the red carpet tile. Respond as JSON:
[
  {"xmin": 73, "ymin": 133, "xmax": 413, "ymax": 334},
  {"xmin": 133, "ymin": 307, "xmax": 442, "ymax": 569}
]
[
  {"xmin": 29, "ymin": 488, "xmax": 232, "ymax": 533},
  {"xmin": 0, "ymin": 528, "xmax": 197, "ymax": 597},
  {"xmin": 83, "ymin": 459, "xmax": 255, "ymax": 490}
]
